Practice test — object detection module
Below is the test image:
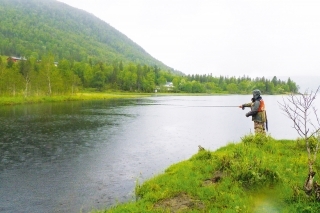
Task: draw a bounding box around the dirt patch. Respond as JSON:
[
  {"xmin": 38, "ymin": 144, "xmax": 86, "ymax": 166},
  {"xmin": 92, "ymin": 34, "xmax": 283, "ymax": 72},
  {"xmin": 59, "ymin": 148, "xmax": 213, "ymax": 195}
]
[
  {"xmin": 153, "ymin": 171, "xmax": 224, "ymax": 212},
  {"xmin": 153, "ymin": 192, "xmax": 205, "ymax": 212},
  {"xmin": 203, "ymin": 171, "xmax": 224, "ymax": 186}
]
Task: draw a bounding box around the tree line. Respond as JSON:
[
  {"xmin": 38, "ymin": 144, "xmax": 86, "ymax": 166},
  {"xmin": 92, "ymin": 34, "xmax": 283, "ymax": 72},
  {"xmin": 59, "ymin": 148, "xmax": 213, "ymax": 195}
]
[
  {"xmin": 182, "ymin": 74, "xmax": 298, "ymax": 94},
  {"xmin": 0, "ymin": 55, "xmax": 298, "ymax": 97}
]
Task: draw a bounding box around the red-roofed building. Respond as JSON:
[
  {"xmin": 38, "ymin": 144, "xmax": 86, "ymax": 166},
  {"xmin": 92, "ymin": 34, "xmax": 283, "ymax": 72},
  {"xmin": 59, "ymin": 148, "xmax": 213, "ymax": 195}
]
[{"xmin": 7, "ymin": 56, "xmax": 27, "ymax": 62}]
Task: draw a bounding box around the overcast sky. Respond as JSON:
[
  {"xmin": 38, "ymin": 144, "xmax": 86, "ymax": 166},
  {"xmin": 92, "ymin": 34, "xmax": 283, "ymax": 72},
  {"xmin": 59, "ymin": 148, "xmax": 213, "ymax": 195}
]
[{"xmin": 57, "ymin": 0, "xmax": 320, "ymax": 81}]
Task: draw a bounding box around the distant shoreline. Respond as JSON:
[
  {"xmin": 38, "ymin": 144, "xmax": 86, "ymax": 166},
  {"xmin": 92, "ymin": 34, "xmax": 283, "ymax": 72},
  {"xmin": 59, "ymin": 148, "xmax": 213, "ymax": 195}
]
[
  {"xmin": 0, "ymin": 92, "xmax": 151, "ymax": 106},
  {"xmin": 0, "ymin": 91, "xmax": 298, "ymax": 106}
]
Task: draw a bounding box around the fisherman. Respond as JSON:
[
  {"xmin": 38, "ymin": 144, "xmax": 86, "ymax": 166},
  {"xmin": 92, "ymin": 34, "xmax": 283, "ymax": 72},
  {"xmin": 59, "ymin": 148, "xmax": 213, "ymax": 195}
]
[{"xmin": 239, "ymin": 89, "xmax": 267, "ymax": 134}]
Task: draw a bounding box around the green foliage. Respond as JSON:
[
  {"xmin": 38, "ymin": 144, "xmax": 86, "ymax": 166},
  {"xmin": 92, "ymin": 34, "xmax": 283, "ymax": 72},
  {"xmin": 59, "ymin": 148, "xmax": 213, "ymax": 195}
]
[
  {"xmin": 93, "ymin": 136, "xmax": 320, "ymax": 213},
  {"xmin": 0, "ymin": 55, "xmax": 178, "ymax": 96},
  {"xmin": 184, "ymin": 74, "xmax": 298, "ymax": 94},
  {"xmin": 226, "ymin": 82, "xmax": 238, "ymax": 94},
  {"xmin": 0, "ymin": 58, "xmax": 299, "ymax": 96},
  {"xmin": 0, "ymin": 0, "xmax": 171, "ymax": 71},
  {"xmin": 241, "ymin": 133, "xmax": 274, "ymax": 146},
  {"xmin": 0, "ymin": 93, "xmax": 149, "ymax": 105}
]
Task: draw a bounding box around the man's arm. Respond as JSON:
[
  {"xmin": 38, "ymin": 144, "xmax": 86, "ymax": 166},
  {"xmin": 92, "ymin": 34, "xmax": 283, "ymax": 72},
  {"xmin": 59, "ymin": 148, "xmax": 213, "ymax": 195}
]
[
  {"xmin": 245, "ymin": 100, "xmax": 260, "ymax": 117},
  {"xmin": 239, "ymin": 102, "xmax": 253, "ymax": 109}
]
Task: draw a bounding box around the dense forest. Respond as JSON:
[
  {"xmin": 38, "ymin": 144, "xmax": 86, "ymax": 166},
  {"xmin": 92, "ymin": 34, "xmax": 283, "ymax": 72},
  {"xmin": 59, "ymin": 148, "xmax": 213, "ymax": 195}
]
[{"xmin": 0, "ymin": 55, "xmax": 298, "ymax": 96}]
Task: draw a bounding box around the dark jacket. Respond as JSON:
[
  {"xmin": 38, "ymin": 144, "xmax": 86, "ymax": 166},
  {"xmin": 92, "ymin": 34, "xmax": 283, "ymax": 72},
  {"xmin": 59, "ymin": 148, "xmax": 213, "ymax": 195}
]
[{"xmin": 242, "ymin": 96, "xmax": 266, "ymax": 122}]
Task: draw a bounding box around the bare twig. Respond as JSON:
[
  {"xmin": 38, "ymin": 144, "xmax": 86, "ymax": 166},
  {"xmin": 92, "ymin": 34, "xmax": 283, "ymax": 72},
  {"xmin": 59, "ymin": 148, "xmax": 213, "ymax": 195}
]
[{"xmin": 278, "ymin": 86, "xmax": 320, "ymax": 197}]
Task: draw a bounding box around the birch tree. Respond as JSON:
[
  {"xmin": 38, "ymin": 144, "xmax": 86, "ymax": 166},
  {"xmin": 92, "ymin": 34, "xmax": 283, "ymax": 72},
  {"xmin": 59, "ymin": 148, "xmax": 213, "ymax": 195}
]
[
  {"xmin": 40, "ymin": 54, "xmax": 55, "ymax": 96},
  {"xmin": 19, "ymin": 59, "xmax": 33, "ymax": 97}
]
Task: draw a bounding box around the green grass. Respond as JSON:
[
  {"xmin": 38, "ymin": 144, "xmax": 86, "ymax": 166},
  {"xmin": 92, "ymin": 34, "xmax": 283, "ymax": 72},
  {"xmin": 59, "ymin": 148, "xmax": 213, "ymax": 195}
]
[
  {"xmin": 0, "ymin": 92, "xmax": 238, "ymax": 106},
  {"xmin": 0, "ymin": 92, "xmax": 151, "ymax": 105},
  {"xmin": 92, "ymin": 134, "xmax": 320, "ymax": 213}
]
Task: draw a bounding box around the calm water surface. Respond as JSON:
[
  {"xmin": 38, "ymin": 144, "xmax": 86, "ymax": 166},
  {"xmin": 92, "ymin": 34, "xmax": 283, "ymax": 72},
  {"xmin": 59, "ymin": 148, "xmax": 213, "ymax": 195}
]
[{"xmin": 0, "ymin": 95, "xmax": 319, "ymax": 213}]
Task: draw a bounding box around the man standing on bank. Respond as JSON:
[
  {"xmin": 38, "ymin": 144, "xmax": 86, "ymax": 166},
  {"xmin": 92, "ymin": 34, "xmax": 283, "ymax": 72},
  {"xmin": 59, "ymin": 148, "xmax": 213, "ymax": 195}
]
[{"xmin": 239, "ymin": 89, "xmax": 267, "ymax": 134}]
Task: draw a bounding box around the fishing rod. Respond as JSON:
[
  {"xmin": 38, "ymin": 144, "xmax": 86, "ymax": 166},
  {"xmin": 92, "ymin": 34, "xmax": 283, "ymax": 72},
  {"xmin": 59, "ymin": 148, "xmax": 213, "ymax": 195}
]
[
  {"xmin": 189, "ymin": 105, "xmax": 240, "ymax": 108},
  {"xmin": 135, "ymin": 103, "xmax": 245, "ymax": 108}
]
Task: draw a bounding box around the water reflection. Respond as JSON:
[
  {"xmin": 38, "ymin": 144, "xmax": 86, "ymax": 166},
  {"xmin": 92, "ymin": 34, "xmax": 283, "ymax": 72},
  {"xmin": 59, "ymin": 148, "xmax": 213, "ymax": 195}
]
[
  {"xmin": 0, "ymin": 101, "xmax": 132, "ymax": 172},
  {"xmin": 0, "ymin": 99, "xmax": 142, "ymax": 213}
]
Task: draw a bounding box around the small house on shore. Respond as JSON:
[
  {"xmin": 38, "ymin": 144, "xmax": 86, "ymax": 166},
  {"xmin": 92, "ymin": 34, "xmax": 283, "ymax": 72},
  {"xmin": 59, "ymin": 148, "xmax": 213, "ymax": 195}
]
[
  {"xmin": 7, "ymin": 56, "xmax": 27, "ymax": 62},
  {"xmin": 154, "ymin": 82, "xmax": 174, "ymax": 93},
  {"xmin": 164, "ymin": 82, "xmax": 174, "ymax": 91},
  {"xmin": 7, "ymin": 57, "xmax": 58, "ymax": 67}
]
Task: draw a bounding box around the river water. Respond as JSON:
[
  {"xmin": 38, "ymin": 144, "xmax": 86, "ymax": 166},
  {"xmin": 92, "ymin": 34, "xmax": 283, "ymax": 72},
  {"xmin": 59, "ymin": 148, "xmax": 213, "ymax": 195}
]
[{"xmin": 0, "ymin": 95, "xmax": 319, "ymax": 213}]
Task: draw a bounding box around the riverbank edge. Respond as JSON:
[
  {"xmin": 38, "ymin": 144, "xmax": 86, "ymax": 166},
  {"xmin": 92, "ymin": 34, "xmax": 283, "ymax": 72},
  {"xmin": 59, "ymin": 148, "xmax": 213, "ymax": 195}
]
[
  {"xmin": 94, "ymin": 134, "xmax": 320, "ymax": 213},
  {"xmin": 0, "ymin": 91, "xmax": 294, "ymax": 106},
  {"xmin": 0, "ymin": 92, "xmax": 152, "ymax": 106},
  {"xmin": 0, "ymin": 91, "xmax": 234, "ymax": 106}
]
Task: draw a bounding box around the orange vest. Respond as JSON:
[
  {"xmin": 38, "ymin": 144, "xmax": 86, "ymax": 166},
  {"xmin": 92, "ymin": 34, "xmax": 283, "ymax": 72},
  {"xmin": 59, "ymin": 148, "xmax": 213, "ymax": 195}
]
[{"xmin": 258, "ymin": 99, "xmax": 265, "ymax": 112}]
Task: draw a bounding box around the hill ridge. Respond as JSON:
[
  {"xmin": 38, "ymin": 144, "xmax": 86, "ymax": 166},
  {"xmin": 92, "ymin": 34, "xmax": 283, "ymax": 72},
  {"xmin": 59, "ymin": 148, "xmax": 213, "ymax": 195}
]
[{"xmin": 0, "ymin": 0, "xmax": 175, "ymax": 72}]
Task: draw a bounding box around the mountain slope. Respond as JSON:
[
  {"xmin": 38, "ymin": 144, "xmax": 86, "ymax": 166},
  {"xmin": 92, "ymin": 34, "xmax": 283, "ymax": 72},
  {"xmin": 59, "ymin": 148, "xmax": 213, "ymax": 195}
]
[{"xmin": 0, "ymin": 0, "xmax": 173, "ymax": 70}]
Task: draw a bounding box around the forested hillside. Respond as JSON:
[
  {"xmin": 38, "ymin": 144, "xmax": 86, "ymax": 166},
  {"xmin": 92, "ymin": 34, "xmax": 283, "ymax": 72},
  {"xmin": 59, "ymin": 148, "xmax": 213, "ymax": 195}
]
[{"xmin": 0, "ymin": 0, "xmax": 172, "ymax": 70}]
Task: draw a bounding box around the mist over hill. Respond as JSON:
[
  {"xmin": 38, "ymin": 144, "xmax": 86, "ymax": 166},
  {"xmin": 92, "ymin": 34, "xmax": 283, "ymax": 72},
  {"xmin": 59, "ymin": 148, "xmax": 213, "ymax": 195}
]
[{"xmin": 0, "ymin": 0, "xmax": 179, "ymax": 73}]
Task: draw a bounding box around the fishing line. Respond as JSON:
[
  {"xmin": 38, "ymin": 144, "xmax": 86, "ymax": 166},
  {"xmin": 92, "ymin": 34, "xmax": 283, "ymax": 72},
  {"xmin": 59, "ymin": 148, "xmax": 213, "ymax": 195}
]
[{"xmin": 134, "ymin": 103, "xmax": 241, "ymax": 108}]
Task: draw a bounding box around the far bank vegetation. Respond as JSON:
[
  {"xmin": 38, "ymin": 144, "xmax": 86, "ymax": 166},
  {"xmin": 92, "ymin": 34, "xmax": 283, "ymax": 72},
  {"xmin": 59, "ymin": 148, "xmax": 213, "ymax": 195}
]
[{"xmin": 0, "ymin": 55, "xmax": 298, "ymax": 97}]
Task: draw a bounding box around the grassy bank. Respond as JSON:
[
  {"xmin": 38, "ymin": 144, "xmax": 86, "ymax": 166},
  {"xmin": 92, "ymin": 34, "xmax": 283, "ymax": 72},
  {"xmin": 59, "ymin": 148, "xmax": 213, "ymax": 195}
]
[
  {"xmin": 0, "ymin": 92, "xmax": 151, "ymax": 105},
  {"xmin": 93, "ymin": 134, "xmax": 320, "ymax": 213},
  {"xmin": 0, "ymin": 92, "xmax": 237, "ymax": 106}
]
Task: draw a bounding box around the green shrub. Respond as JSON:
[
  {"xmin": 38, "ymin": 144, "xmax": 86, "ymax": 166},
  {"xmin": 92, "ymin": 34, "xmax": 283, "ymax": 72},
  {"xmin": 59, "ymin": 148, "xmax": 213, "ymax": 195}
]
[{"xmin": 241, "ymin": 133, "xmax": 275, "ymax": 146}]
